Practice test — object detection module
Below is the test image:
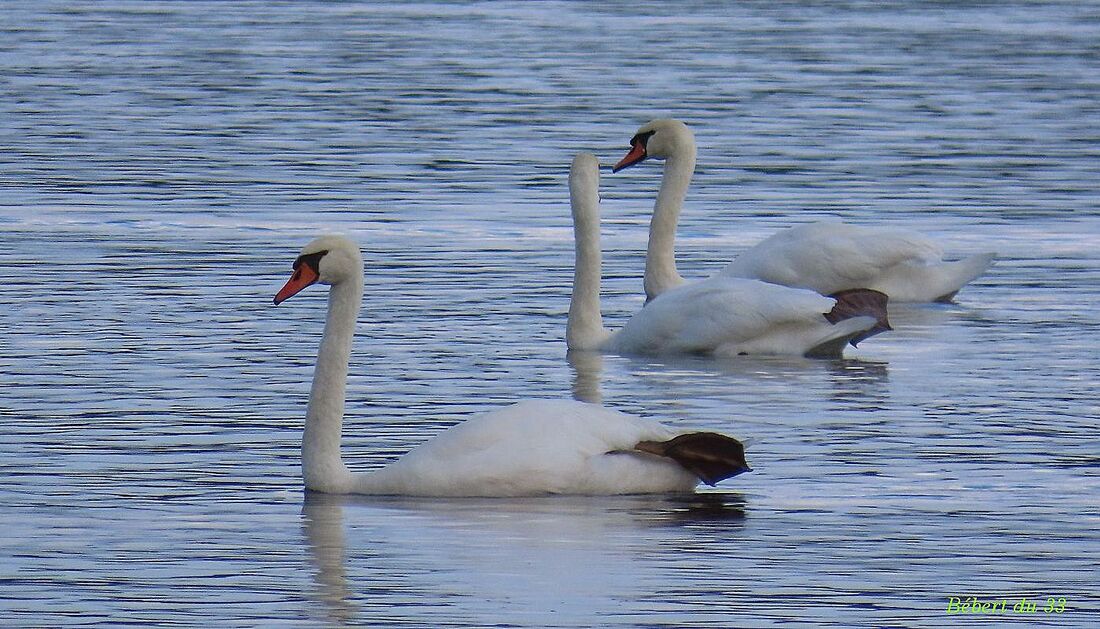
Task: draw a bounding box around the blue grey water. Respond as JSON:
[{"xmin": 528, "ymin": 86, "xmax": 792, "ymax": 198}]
[{"xmin": 1, "ymin": 1, "xmax": 1097, "ymax": 626}]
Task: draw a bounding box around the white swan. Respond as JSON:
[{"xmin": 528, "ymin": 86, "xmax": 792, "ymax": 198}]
[
  {"xmin": 272, "ymin": 233, "xmax": 750, "ymax": 496},
  {"xmin": 612, "ymin": 119, "xmax": 996, "ymax": 303},
  {"xmin": 566, "ymin": 153, "xmax": 888, "ymax": 358}
]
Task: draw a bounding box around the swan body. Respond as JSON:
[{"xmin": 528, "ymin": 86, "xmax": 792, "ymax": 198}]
[
  {"xmin": 608, "ymin": 277, "xmax": 877, "ymax": 358},
  {"xmin": 342, "ymin": 400, "xmax": 709, "ymax": 496},
  {"xmin": 566, "ymin": 153, "xmax": 881, "ymax": 358},
  {"xmin": 718, "ymin": 220, "xmax": 996, "ymax": 302},
  {"xmin": 273, "ymin": 233, "xmax": 750, "ymax": 496},
  {"xmin": 613, "ymin": 118, "xmax": 996, "ymax": 303}
]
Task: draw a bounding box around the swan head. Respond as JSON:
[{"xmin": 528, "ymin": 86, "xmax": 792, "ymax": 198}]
[
  {"xmin": 612, "ymin": 119, "xmax": 695, "ymax": 172},
  {"xmin": 273, "ymin": 234, "xmax": 363, "ymax": 304}
]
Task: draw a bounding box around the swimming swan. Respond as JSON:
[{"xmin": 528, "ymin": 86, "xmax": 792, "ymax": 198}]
[
  {"xmin": 613, "ymin": 119, "xmax": 995, "ymax": 303},
  {"xmin": 566, "ymin": 153, "xmax": 888, "ymax": 358},
  {"xmin": 273, "ymin": 233, "xmax": 750, "ymax": 496}
]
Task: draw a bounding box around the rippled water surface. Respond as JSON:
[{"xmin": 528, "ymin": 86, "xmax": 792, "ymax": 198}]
[{"xmin": 2, "ymin": 1, "xmax": 1099, "ymax": 626}]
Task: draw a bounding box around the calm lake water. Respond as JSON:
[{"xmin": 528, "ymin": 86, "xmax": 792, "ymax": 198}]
[{"xmin": 2, "ymin": 1, "xmax": 1098, "ymax": 626}]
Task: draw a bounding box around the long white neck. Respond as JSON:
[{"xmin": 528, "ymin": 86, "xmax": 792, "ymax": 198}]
[
  {"xmin": 566, "ymin": 157, "xmax": 612, "ymax": 351},
  {"xmin": 302, "ymin": 274, "xmax": 362, "ymax": 493},
  {"xmin": 644, "ymin": 149, "xmax": 695, "ymax": 300}
]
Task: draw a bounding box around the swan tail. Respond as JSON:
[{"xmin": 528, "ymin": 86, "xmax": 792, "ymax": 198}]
[
  {"xmin": 930, "ymin": 253, "xmax": 996, "ymax": 303},
  {"xmin": 824, "ymin": 289, "xmax": 892, "ymax": 346},
  {"xmin": 635, "ymin": 433, "xmax": 751, "ymax": 486}
]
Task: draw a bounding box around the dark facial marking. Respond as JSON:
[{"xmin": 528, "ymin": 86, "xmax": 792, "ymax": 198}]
[
  {"xmin": 292, "ymin": 250, "xmax": 328, "ymax": 274},
  {"xmin": 287, "ymin": 250, "xmax": 328, "ymax": 284},
  {"xmin": 631, "ymin": 130, "xmax": 656, "ymax": 150}
]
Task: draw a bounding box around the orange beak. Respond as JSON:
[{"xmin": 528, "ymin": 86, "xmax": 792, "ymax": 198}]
[
  {"xmin": 612, "ymin": 141, "xmax": 648, "ymax": 173},
  {"xmin": 273, "ymin": 264, "xmax": 320, "ymax": 305}
]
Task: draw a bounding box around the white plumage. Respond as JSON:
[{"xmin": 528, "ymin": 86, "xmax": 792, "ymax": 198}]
[
  {"xmin": 350, "ymin": 399, "xmax": 698, "ymax": 496},
  {"xmin": 609, "ymin": 276, "xmax": 874, "ymax": 358},
  {"xmin": 566, "ymin": 153, "xmax": 875, "ymax": 358},
  {"xmin": 613, "ymin": 118, "xmax": 995, "ymax": 303},
  {"xmin": 273, "ymin": 233, "xmax": 749, "ymax": 497},
  {"xmin": 719, "ymin": 219, "xmax": 996, "ymax": 302}
]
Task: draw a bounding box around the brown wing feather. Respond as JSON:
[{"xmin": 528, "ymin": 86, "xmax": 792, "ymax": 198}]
[
  {"xmin": 635, "ymin": 433, "xmax": 751, "ymax": 486},
  {"xmin": 824, "ymin": 288, "xmax": 892, "ymax": 346}
]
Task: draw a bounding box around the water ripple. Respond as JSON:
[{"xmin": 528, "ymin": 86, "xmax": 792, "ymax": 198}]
[{"xmin": 2, "ymin": 1, "xmax": 1099, "ymax": 626}]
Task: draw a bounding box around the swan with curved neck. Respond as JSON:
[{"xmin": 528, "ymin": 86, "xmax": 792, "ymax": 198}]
[
  {"xmin": 273, "ymin": 233, "xmax": 750, "ymax": 496},
  {"xmin": 567, "ymin": 153, "xmax": 884, "ymax": 356},
  {"xmin": 613, "ymin": 118, "xmax": 996, "ymax": 303},
  {"xmin": 566, "ymin": 153, "xmax": 888, "ymax": 358}
]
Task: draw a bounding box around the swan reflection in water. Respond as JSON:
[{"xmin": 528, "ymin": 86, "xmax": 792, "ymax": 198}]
[
  {"xmin": 569, "ymin": 348, "xmax": 889, "ymax": 412},
  {"xmin": 567, "ymin": 349, "xmax": 606, "ymax": 404},
  {"xmin": 302, "ymin": 494, "xmax": 354, "ymax": 626},
  {"xmin": 301, "ymin": 491, "xmax": 746, "ymax": 625}
]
